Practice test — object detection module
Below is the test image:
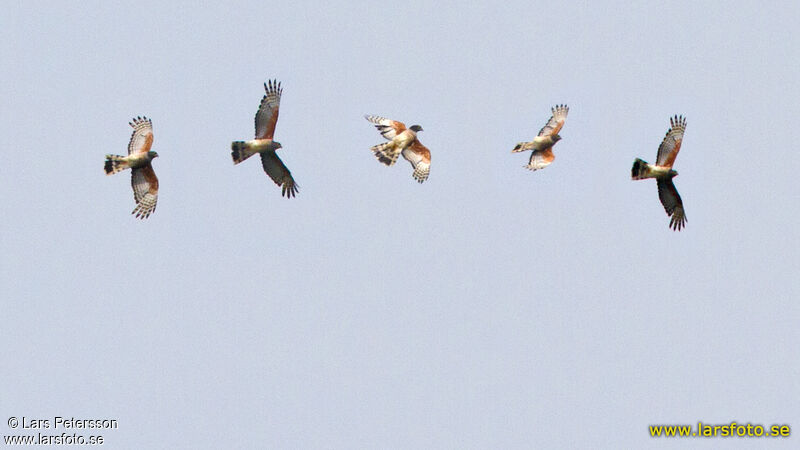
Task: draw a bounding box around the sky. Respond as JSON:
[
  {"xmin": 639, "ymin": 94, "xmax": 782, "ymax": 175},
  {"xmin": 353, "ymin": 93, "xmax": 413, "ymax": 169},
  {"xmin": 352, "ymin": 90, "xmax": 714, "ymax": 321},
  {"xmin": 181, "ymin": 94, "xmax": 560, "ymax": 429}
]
[{"xmin": 2, "ymin": 1, "xmax": 799, "ymax": 448}]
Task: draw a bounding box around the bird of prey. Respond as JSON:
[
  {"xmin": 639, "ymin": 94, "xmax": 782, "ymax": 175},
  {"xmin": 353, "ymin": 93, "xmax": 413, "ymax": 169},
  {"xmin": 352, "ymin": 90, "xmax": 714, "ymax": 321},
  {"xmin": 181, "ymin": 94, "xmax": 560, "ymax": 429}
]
[
  {"xmin": 231, "ymin": 79, "xmax": 298, "ymax": 198},
  {"xmin": 104, "ymin": 116, "xmax": 159, "ymax": 219},
  {"xmin": 364, "ymin": 115, "xmax": 430, "ymax": 183},
  {"xmin": 512, "ymin": 104, "xmax": 569, "ymax": 171},
  {"xmin": 631, "ymin": 115, "xmax": 688, "ymax": 231}
]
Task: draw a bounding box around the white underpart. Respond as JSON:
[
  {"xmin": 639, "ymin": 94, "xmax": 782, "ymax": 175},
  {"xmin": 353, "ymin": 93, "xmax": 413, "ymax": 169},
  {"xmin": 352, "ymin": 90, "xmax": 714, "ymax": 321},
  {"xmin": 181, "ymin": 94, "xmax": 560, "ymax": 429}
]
[
  {"xmin": 648, "ymin": 164, "xmax": 674, "ymax": 177},
  {"xmin": 124, "ymin": 152, "xmax": 152, "ymax": 169},
  {"xmin": 393, "ymin": 130, "xmax": 417, "ymax": 149},
  {"xmin": 247, "ymin": 138, "xmax": 277, "ymax": 152},
  {"xmin": 530, "ymin": 135, "xmax": 552, "ymax": 150}
]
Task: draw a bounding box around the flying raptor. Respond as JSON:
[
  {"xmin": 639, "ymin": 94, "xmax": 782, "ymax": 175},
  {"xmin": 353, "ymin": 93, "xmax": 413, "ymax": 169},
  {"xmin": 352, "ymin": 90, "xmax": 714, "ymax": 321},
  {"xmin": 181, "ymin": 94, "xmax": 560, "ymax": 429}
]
[
  {"xmin": 232, "ymin": 79, "xmax": 298, "ymax": 198},
  {"xmin": 631, "ymin": 115, "xmax": 688, "ymax": 231},
  {"xmin": 104, "ymin": 116, "xmax": 159, "ymax": 219},
  {"xmin": 365, "ymin": 115, "xmax": 431, "ymax": 183},
  {"xmin": 512, "ymin": 104, "xmax": 569, "ymax": 171}
]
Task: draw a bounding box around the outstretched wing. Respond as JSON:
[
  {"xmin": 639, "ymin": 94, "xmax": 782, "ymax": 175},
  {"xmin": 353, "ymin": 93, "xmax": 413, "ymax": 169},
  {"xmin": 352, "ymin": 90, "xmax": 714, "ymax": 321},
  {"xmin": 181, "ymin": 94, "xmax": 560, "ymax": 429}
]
[
  {"xmin": 128, "ymin": 116, "xmax": 153, "ymax": 155},
  {"xmin": 657, "ymin": 178, "xmax": 686, "ymax": 231},
  {"xmin": 537, "ymin": 104, "xmax": 568, "ymax": 137},
  {"xmin": 365, "ymin": 115, "xmax": 407, "ymax": 140},
  {"xmin": 402, "ymin": 140, "xmax": 431, "ymax": 183},
  {"xmin": 260, "ymin": 151, "xmax": 298, "ymax": 198},
  {"xmin": 655, "ymin": 115, "xmax": 686, "ymax": 168},
  {"xmin": 131, "ymin": 164, "xmax": 158, "ymax": 219},
  {"xmin": 255, "ymin": 79, "xmax": 282, "ymax": 139},
  {"xmin": 526, "ymin": 148, "xmax": 555, "ymax": 171}
]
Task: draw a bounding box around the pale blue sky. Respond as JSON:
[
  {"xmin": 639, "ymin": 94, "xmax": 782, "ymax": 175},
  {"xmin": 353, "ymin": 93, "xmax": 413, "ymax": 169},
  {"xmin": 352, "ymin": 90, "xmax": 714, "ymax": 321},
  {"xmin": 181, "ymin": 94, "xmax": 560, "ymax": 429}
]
[{"xmin": 2, "ymin": 1, "xmax": 799, "ymax": 448}]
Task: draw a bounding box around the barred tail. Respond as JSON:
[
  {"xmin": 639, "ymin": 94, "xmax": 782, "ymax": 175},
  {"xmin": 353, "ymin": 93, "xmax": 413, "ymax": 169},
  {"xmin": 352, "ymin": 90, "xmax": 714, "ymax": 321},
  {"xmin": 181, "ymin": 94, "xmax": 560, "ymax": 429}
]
[
  {"xmin": 104, "ymin": 155, "xmax": 129, "ymax": 175},
  {"xmin": 231, "ymin": 141, "xmax": 256, "ymax": 164},
  {"xmin": 631, "ymin": 158, "xmax": 652, "ymax": 180},
  {"xmin": 371, "ymin": 142, "xmax": 401, "ymax": 166}
]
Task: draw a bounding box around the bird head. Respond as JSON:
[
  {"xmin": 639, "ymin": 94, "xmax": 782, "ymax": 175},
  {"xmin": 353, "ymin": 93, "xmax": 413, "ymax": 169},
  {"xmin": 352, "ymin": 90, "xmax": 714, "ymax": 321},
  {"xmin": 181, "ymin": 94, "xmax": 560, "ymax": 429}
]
[
  {"xmin": 670, "ymin": 169, "xmax": 678, "ymax": 177},
  {"xmin": 552, "ymin": 134, "xmax": 562, "ymax": 143},
  {"xmin": 410, "ymin": 125, "xmax": 424, "ymax": 132},
  {"xmin": 148, "ymin": 151, "xmax": 159, "ymax": 159},
  {"xmin": 273, "ymin": 141, "xmax": 283, "ymax": 150}
]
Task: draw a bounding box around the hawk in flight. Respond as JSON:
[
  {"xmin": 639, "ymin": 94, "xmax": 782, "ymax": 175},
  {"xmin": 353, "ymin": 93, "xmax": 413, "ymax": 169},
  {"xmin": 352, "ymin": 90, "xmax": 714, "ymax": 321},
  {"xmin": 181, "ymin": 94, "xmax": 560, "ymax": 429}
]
[
  {"xmin": 104, "ymin": 116, "xmax": 159, "ymax": 219},
  {"xmin": 631, "ymin": 115, "xmax": 688, "ymax": 231},
  {"xmin": 365, "ymin": 115, "xmax": 431, "ymax": 183},
  {"xmin": 512, "ymin": 104, "xmax": 569, "ymax": 171},
  {"xmin": 231, "ymin": 79, "xmax": 298, "ymax": 198}
]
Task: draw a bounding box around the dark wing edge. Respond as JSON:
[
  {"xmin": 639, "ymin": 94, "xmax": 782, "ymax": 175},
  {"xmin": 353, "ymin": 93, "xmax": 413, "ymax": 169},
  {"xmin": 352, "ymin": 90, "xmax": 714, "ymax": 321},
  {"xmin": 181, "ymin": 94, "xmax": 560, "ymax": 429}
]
[
  {"xmin": 127, "ymin": 116, "xmax": 153, "ymax": 155},
  {"xmin": 657, "ymin": 178, "xmax": 686, "ymax": 231},
  {"xmin": 364, "ymin": 115, "xmax": 406, "ymax": 141},
  {"xmin": 254, "ymin": 79, "xmax": 282, "ymax": 139},
  {"xmin": 403, "ymin": 140, "xmax": 431, "ymax": 183},
  {"xmin": 259, "ymin": 151, "xmax": 298, "ymax": 198},
  {"xmin": 655, "ymin": 115, "xmax": 686, "ymax": 167},
  {"xmin": 537, "ymin": 104, "xmax": 568, "ymax": 137},
  {"xmin": 130, "ymin": 164, "xmax": 158, "ymax": 219}
]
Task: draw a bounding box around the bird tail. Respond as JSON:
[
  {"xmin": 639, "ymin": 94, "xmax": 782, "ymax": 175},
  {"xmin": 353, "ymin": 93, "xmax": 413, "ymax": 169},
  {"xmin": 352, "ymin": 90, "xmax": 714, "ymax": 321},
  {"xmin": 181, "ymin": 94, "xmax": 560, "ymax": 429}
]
[
  {"xmin": 631, "ymin": 158, "xmax": 652, "ymax": 180},
  {"xmin": 231, "ymin": 141, "xmax": 257, "ymax": 164},
  {"xmin": 371, "ymin": 142, "xmax": 401, "ymax": 166},
  {"xmin": 104, "ymin": 155, "xmax": 129, "ymax": 175},
  {"xmin": 511, "ymin": 142, "xmax": 533, "ymax": 153}
]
